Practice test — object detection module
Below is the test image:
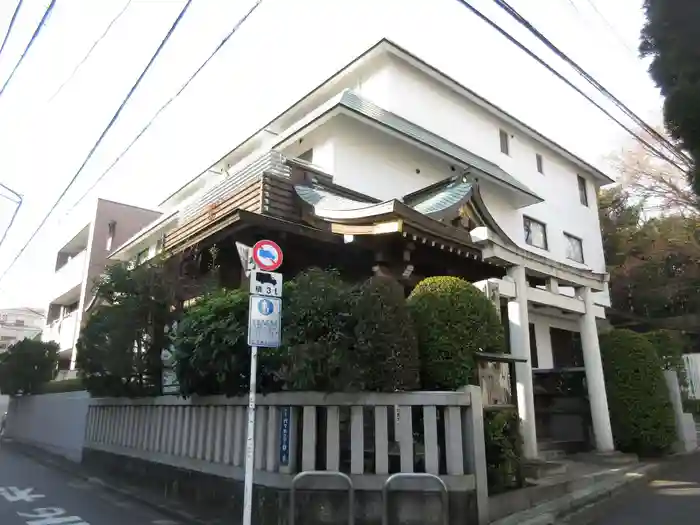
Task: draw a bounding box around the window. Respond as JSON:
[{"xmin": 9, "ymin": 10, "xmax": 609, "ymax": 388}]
[
  {"xmin": 577, "ymin": 175, "xmax": 589, "ymax": 206},
  {"xmin": 106, "ymin": 221, "xmax": 117, "ymax": 251},
  {"xmin": 155, "ymin": 236, "xmax": 164, "ymax": 254},
  {"xmin": 499, "ymin": 129, "xmax": 510, "ymax": 155},
  {"xmin": 523, "ymin": 216, "xmax": 548, "ymax": 250},
  {"xmin": 14, "ymin": 319, "xmax": 24, "ymax": 327},
  {"xmin": 536, "ymin": 153, "xmax": 544, "ymax": 174},
  {"xmin": 1, "ymin": 336, "xmax": 14, "ymax": 341},
  {"xmin": 565, "ymin": 233, "xmax": 584, "ymax": 263}
]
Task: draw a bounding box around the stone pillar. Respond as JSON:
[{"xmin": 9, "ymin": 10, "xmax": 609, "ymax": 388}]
[
  {"xmin": 578, "ymin": 286, "xmax": 615, "ymax": 452},
  {"xmin": 507, "ymin": 265, "xmax": 538, "ymax": 459}
]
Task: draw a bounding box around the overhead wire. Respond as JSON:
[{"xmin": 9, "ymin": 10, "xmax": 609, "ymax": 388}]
[
  {"xmin": 68, "ymin": 0, "xmax": 264, "ymax": 211},
  {"xmin": 452, "ymin": 0, "xmax": 688, "ymax": 173},
  {"xmin": 490, "ymin": 0, "xmax": 690, "ymax": 168},
  {"xmin": 0, "ymin": 0, "xmax": 56, "ymax": 99},
  {"xmin": 47, "ymin": 0, "xmax": 133, "ymax": 104},
  {"xmin": 581, "ymin": 0, "xmax": 638, "ymax": 57},
  {"xmin": 0, "ymin": 0, "xmax": 194, "ymax": 286},
  {"xmin": 0, "ymin": 182, "xmax": 22, "ymax": 258},
  {"xmin": 0, "ymin": 0, "xmax": 24, "ymax": 64}
]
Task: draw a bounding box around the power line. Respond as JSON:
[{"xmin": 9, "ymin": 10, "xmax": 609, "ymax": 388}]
[
  {"xmin": 47, "ymin": 0, "xmax": 133, "ymax": 104},
  {"xmin": 0, "ymin": 0, "xmax": 24, "ymax": 64},
  {"xmin": 0, "ymin": 0, "xmax": 194, "ymax": 286},
  {"xmin": 452, "ymin": 0, "xmax": 688, "ymax": 173},
  {"xmin": 491, "ymin": 0, "xmax": 690, "ymax": 168},
  {"xmin": 582, "ymin": 0, "xmax": 638, "ymax": 57},
  {"xmin": 0, "ymin": 182, "xmax": 22, "ymax": 255},
  {"xmin": 0, "ymin": 0, "xmax": 56, "ymax": 99},
  {"xmin": 69, "ymin": 0, "xmax": 264, "ymax": 211}
]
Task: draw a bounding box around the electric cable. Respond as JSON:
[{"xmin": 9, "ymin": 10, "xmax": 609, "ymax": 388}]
[
  {"xmin": 453, "ymin": 0, "xmax": 688, "ymax": 173},
  {"xmin": 0, "ymin": 0, "xmax": 194, "ymax": 286},
  {"xmin": 68, "ymin": 0, "xmax": 264, "ymax": 211},
  {"xmin": 47, "ymin": 0, "xmax": 133, "ymax": 104},
  {"xmin": 0, "ymin": 0, "xmax": 24, "ymax": 64},
  {"xmin": 491, "ymin": 0, "xmax": 690, "ymax": 167},
  {"xmin": 0, "ymin": 0, "xmax": 56, "ymax": 99}
]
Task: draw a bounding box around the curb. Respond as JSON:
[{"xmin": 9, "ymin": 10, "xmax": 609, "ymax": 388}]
[
  {"xmin": 492, "ymin": 462, "xmax": 662, "ymax": 525},
  {"xmin": 494, "ymin": 451, "xmax": 700, "ymax": 525},
  {"xmin": 558, "ymin": 451, "xmax": 700, "ymax": 525},
  {"xmin": 2, "ymin": 439, "xmax": 209, "ymax": 525}
]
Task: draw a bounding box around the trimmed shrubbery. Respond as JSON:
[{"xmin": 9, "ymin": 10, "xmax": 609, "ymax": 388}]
[
  {"xmin": 600, "ymin": 328, "xmax": 676, "ymax": 456},
  {"xmin": 407, "ymin": 276, "xmax": 506, "ymax": 390},
  {"xmin": 353, "ymin": 276, "xmax": 421, "ymax": 392}
]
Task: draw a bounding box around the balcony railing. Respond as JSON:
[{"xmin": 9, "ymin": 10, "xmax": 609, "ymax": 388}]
[
  {"xmin": 179, "ymin": 150, "xmax": 290, "ymax": 225},
  {"xmin": 51, "ymin": 250, "xmax": 86, "ymax": 302}
]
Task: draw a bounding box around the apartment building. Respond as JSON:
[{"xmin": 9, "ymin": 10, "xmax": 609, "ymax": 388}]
[
  {"xmin": 0, "ymin": 308, "xmax": 45, "ymax": 351},
  {"xmin": 43, "ymin": 198, "xmax": 161, "ymax": 371}
]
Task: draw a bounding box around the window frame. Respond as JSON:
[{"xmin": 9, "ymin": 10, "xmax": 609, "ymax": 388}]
[
  {"xmin": 564, "ymin": 232, "xmax": 584, "ymax": 263},
  {"xmin": 523, "ymin": 215, "xmax": 548, "ymax": 250},
  {"xmin": 499, "ymin": 129, "xmax": 510, "ymax": 155},
  {"xmin": 577, "ymin": 175, "xmax": 589, "ymax": 207}
]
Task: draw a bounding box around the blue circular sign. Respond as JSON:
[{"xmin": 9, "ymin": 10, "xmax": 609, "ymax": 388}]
[{"xmin": 257, "ymin": 298, "xmax": 275, "ymax": 316}]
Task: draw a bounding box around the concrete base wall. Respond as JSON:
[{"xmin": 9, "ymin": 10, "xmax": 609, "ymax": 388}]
[
  {"xmin": 83, "ymin": 448, "xmax": 475, "ymax": 525},
  {"xmin": 5, "ymin": 391, "xmax": 90, "ymax": 462}
]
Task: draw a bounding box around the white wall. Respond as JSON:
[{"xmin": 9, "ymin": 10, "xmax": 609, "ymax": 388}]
[
  {"xmin": 5, "ymin": 391, "xmax": 90, "ymax": 462},
  {"xmin": 313, "ymin": 112, "xmax": 605, "ymax": 276},
  {"xmin": 362, "ymin": 58, "xmax": 606, "ymax": 274}
]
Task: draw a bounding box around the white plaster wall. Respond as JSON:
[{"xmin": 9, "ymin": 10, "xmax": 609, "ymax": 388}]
[
  {"xmin": 5, "ymin": 391, "xmax": 90, "ymax": 462},
  {"xmin": 529, "ymin": 311, "xmax": 580, "ymax": 371},
  {"xmin": 363, "ymin": 59, "xmax": 606, "ymax": 274}
]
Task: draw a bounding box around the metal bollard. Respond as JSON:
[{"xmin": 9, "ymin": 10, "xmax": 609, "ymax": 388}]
[
  {"xmin": 289, "ymin": 471, "xmax": 354, "ymax": 525},
  {"xmin": 381, "ymin": 473, "xmax": 449, "ymax": 525}
]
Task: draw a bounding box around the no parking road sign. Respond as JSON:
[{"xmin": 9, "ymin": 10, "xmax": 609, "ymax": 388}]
[{"xmin": 252, "ymin": 240, "xmax": 283, "ymax": 272}]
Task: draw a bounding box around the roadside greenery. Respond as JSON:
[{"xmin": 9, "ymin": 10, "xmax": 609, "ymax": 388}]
[
  {"xmin": 76, "ymin": 260, "xmax": 175, "ymax": 397},
  {"xmin": 600, "ymin": 329, "xmax": 676, "ymax": 456},
  {"xmin": 407, "ymin": 276, "xmax": 506, "ymax": 390},
  {"xmin": 0, "ymin": 339, "xmax": 59, "ymax": 396}
]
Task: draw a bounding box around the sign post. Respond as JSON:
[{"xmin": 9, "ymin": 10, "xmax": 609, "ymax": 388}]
[{"xmin": 242, "ymin": 240, "xmax": 284, "ymax": 525}]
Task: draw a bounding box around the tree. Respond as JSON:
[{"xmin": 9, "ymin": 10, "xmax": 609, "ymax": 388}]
[
  {"xmin": 76, "ymin": 260, "xmax": 175, "ymax": 397},
  {"xmin": 407, "ymin": 276, "xmax": 505, "ymax": 390},
  {"xmin": 640, "ymin": 0, "xmax": 700, "ymax": 193},
  {"xmin": 279, "ymin": 268, "xmax": 359, "ymax": 391},
  {"xmin": 607, "ymin": 126, "xmax": 699, "ymax": 216},
  {"xmin": 600, "ymin": 329, "xmax": 675, "ymax": 456},
  {"xmin": 353, "ymin": 276, "xmax": 421, "ymax": 392},
  {"xmin": 0, "ymin": 339, "xmax": 59, "ymax": 396},
  {"xmin": 600, "ymin": 130, "xmax": 700, "ymax": 330}
]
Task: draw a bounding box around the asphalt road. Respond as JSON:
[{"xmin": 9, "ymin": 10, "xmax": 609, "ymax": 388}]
[
  {"xmin": 0, "ymin": 445, "xmax": 182, "ymax": 525},
  {"xmin": 592, "ymin": 452, "xmax": 700, "ymax": 525}
]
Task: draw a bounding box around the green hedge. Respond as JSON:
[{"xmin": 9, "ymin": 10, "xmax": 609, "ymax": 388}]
[
  {"xmin": 353, "ymin": 276, "xmax": 421, "ymax": 391},
  {"xmin": 173, "ymin": 288, "xmax": 283, "ymax": 397},
  {"xmin": 600, "ymin": 329, "xmax": 676, "ymax": 456},
  {"xmin": 407, "ymin": 276, "xmax": 506, "ymax": 390}
]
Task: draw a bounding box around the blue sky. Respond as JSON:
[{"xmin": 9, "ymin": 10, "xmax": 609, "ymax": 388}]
[{"xmin": 0, "ymin": 0, "xmax": 659, "ymax": 310}]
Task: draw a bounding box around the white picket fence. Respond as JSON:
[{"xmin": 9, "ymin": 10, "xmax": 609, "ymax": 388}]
[{"xmin": 85, "ymin": 387, "xmax": 488, "ymax": 522}]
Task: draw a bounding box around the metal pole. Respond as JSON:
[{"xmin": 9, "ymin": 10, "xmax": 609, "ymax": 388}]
[{"xmin": 242, "ymin": 345, "xmax": 259, "ymax": 525}]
